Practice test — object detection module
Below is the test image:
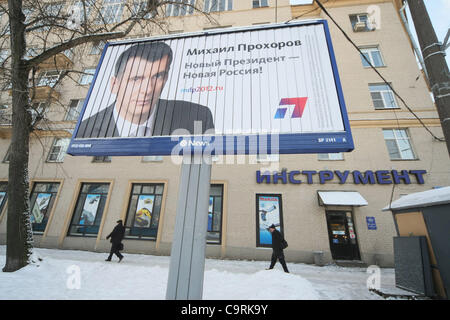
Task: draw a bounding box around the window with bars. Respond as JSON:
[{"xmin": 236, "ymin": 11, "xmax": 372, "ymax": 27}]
[
  {"xmin": 360, "ymin": 46, "xmax": 384, "ymax": 68},
  {"xmin": 383, "ymin": 129, "xmax": 416, "ymax": 160},
  {"xmin": 204, "ymin": 0, "xmax": 233, "ymax": 12},
  {"xmin": 47, "ymin": 138, "xmax": 70, "ymax": 163},
  {"xmin": 253, "ymin": 0, "xmax": 268, "ymax": 8},
  {"xmin": 369, "ymin": 83, "xmax": 398, "ymax": 109}
]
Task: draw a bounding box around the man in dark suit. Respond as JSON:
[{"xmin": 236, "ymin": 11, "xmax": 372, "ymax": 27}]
[{"xmin": 76, "ymin": 42, "xmax": 214, "ymax": 138}]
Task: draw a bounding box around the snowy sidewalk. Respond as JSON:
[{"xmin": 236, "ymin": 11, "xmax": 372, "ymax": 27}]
[{"xmin": 0, "ymin": 246, "xmax": 411, "ymax": 300}]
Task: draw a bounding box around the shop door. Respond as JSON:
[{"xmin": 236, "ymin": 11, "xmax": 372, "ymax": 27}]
[{"xmin": 326, "ymin": 211, "xmax": 361, "ymax": 260}]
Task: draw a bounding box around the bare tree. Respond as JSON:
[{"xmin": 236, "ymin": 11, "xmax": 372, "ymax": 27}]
[{"xmin": 1, "ymin": 0, "xmax": 214, "ymax": 272}]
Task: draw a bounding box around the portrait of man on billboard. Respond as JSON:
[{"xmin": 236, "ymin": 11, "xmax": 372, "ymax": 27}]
[{"xmin": 76, "ymin": 42, "xmax": 214, "ymax": 138}]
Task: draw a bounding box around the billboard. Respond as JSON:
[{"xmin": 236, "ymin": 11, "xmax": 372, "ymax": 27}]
[{"xmin": 68, "ymin": 20, "xmax": 353, "ymax": 156}]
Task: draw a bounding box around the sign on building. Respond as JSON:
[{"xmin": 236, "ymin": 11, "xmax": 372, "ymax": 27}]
[{"xmin": 68, "ymin": 20, "xmax": 353, "ymax": 156}]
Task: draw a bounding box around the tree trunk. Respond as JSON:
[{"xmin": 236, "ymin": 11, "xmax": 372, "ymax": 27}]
[{"xmin": 3, "ymin": 0, "xmax": 33, "ymax": 272}]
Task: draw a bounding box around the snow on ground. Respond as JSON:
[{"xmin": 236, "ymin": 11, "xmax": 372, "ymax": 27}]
[{"xmin": 0, "ymin": 246, "xmax": 412, "ymax": 300}]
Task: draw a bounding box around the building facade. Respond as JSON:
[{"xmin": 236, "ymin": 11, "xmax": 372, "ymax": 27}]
[{"xmin": 0, "ymin": 0, "xmax": 448, "ymax": 267}]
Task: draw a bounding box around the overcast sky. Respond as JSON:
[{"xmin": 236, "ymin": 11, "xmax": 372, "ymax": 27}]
[{"xmin": 288, "ymin": 0, "xmax": 449, "ymax": 66}]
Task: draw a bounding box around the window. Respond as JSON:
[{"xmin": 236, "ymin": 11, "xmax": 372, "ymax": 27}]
[
  {"xmin": 349, "ymin": 13, "xmax": 372, "ymax": 32},
  {"xmin": 0, "ymin": 182, "xmax": 8, "ymax": 216},
  {"xmin": 79, "ymin": 68, "xmax": 96, "ymax": 85},
  {"xmin": 37, "ymin": 70, "xmax": 62, "ymax": 87},
  {"xmin": 253, "ymin": 0, "xmax": 268, "ymax": 8},
  {"xmin": 383, "ymin": 129, "xmax": 416, "ymax": 160},
  {"xmin": 130, "ymin": 0, "xmax": 155, "ymax": 19},
  {"xmin": 65, "ymin": 99, "xmax": 84, "ymax": 121},
  {"xmin": 124, "ymin": 183, "xmax": 165, "ymax": 240},
  {"xmin": 92, "ymin": 156, "xmax": 112, "ymax": 163},
  {"xmin": 256, "ymin": 194, "xmax": 284, "ymax": 247},
  {"xmin": 318, "ymin": 153, "xmax": 344, "ymax": 161},
  {"xmin": 360, "ymin": 47, "xmax": 384, "ymax": 67},
  {"xmin": 166, "ymin": 0, "xmax": 195, "ymax": 16},
  {"xmin": 208, "ymin": 184, "xmax": 224, "ymax": 244},
  {"xmin": 47, "ymin": 138, "xmax": 70, "ymax": 162},
  {"xmin": 203, "ymin": 0, "xmax": 233, "ymax": 12},
  {"xmin": 90, "ymin": 41, "xmax": 105, "ymax": 55},
  {"xmin": 30, "ymin": 182, "xmax": 60, "ymax": 234},
  {"xmin": 142, "ymin": 156, "xmax": 163, "ymax": 162},
  {"xmin": 0, "ymin": 49, "xmax": 8, "ymax": 64},
  {"xmin": 68, "ymin": 183, "xmax": 110, "ymax": 236},
  {"xmin": 257, "ymin": 154, "xmax": 279, "ymax": 163},
  {"xmin": 2, "ymin": 145, "xmax": 10, "ymax": 163},
  {"xmin": 369, "ymin": 84, "xmax": 398, "ymax": 109},
  {"xmin": 98, "ymin": 0, "xmax": 124, "ymax": 24},
  {"xmin": 70, "ymin": 0, "xmax": 94, "ymax": 24}
]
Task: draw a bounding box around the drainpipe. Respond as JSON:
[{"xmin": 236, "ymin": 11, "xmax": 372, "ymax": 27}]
[{"xmin": 399, "ymin": 3, "xmax": 429, "ymax": 81}]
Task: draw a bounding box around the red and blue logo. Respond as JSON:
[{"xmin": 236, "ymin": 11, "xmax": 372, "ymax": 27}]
[{"xmin": 274, "ymin": 97, "xmax": 308, "ymax": 119}]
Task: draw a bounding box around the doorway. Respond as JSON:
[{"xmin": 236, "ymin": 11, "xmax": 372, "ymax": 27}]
[{"xmin": 326, "ymin": 211, "xmax": 361, "ymax": 260}]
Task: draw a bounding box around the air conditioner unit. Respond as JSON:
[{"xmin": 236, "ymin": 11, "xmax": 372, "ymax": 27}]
[{"xmin": 353, "ymin": 21, "xmax": 367, "ymax": 32}]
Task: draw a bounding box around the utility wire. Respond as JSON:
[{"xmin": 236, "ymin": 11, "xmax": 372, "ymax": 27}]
[{"xmin": 310, "ymin": 0, "xmax": 444, "ymax": 142}]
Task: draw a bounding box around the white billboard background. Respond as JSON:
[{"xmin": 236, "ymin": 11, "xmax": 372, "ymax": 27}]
[{"xmin": 79, "ymin": 23, "xmax": 344, "ymax": 137}]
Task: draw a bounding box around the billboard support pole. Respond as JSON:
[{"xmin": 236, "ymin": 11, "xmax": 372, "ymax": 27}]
[{"xmin": 166, "ymin": 152, "xmax": 211, "ymax": 300}]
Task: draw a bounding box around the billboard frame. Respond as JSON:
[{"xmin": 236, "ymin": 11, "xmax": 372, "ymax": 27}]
[{"xmin": 67, "ymin": 19, "xmax": 354, "ymax": 157}]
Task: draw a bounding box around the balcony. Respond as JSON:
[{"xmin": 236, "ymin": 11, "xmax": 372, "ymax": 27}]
[{"xmin": 35, "ymin": 50, "xmax": 74, "ymax": 71}]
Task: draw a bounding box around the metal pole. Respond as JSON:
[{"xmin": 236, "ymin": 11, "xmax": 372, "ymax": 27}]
[
  {"xmin": 166, "ymin": 153, "xmax": 211, "ymax": 300},
  {"xmin": 407, "ymin": 0, "xmax": 450, "ymax": 157}
]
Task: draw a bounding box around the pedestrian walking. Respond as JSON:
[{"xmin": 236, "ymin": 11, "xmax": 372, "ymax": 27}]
[
  {"xmin": 106, "ymin": 220, "xmax": 125, "ymax": 262},
  {"xmin": 266, "ymin": 224, "xmax": 289, "ymax": 273}
]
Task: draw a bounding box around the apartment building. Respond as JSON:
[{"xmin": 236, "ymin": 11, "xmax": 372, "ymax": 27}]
[{"xmin": 0, "ymin": 0, "xmax": 448, "ymax": 267}]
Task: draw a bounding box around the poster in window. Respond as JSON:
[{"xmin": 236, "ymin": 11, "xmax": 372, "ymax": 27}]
[
  {"xmin": 31, "ymin": 193, "xmax": 51, "ymax": 224},
  {"xmin": 80, "ymin": 194, "xmax": 101, "ymax": 225},
  {"xmin": 208, "ymin": 196, "xmax": 213, "ymax": 232},
  {"xmin": 257, "ymin": 195, "xmax": 282, "ymax": 246},
  {"xmin": 134, "ymin": 195, "xmax": 155, "ymax": 228}
]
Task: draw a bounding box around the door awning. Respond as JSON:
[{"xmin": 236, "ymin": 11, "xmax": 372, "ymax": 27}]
[{"xmin": 318, "ymin": 191, "xmax": 368, "ymax": 207}]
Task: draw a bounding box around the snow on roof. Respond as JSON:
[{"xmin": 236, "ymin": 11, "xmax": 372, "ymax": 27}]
[
  {"xmin": 318, "ymin": 191, "xmax": 368, "ymax": 206},
  {"xmin": 382, "ymin": 186, "xmax": 450, "ymax": 211}
]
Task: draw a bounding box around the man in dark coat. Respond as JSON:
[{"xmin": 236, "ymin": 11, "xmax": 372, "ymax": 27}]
[
  {"xmin": 267, "ymin": 224, "xmax": 289, "ymax": 273},
  {"xmin": 106, "ymin": 220, "xmax": 125, "ymax": 262}
]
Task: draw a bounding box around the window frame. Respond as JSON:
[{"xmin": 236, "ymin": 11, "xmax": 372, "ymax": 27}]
[
  {"xmin": 123, "ymin": 183, "xmax": 166, "ymax": 240},
  {"xmin": 359, "ymin": 46, "xmax": 385, "ymax": 68},
  {"xmin": 317, "ymin": 153, "xmax": 344, "ymax": 161},
  {"xmin": 29, "ymin": 181, "xmax": 60, "ymax": 234},
  {"xmin": 67, "ymin": 182, "xmax": 111, "ymax": 237},
  {"xmin": 382, "ymin": 128, "xmax": 417, "ymax": 160},
  {"xmin": 369, "ymin": 83, "xmax": 399, "ymax": 110},
  {"xmin": 65, "ymin": 99, "xmax": 85, "ymax": 121},
  {"xmin": 207, "ymin": 184, "xmax": 224, "ymax": 245},
  {"xmin": 203, "ymin": 0, "xmax": 233, "ymax": 13},
  {"xmin": 79, "ymin": 68, "xmax": 96, "ymax": 85},
  {"xmin": 253, "ymin": 0, "xmax": 268, "ymax": 9},
  {"xmin": 47, "ymin": 138, "xmax": 70, "ymax": 163}
]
